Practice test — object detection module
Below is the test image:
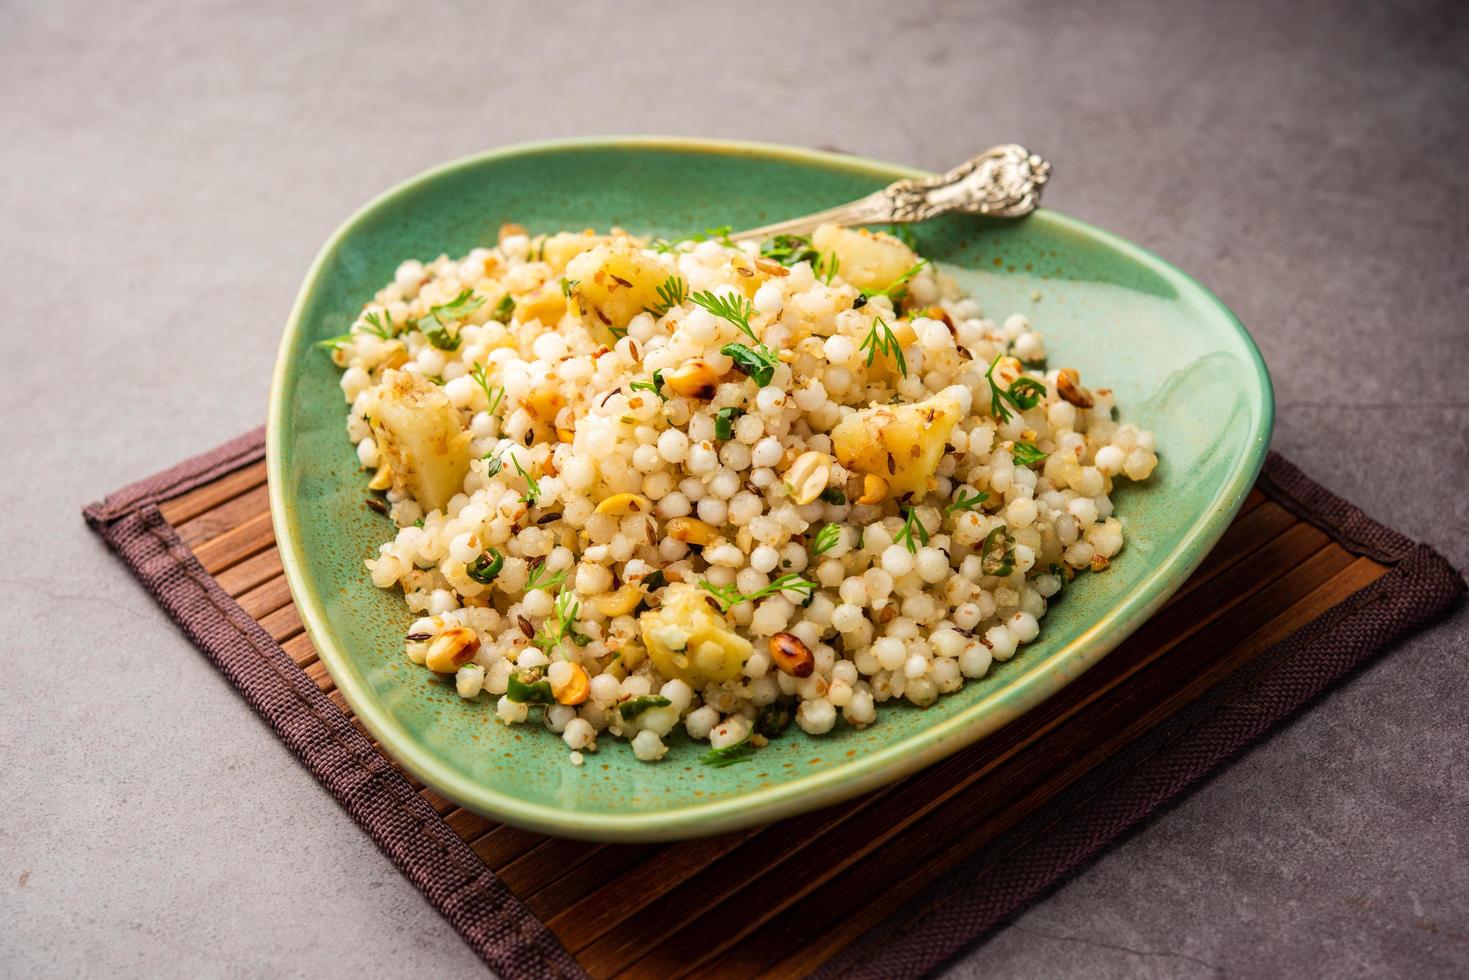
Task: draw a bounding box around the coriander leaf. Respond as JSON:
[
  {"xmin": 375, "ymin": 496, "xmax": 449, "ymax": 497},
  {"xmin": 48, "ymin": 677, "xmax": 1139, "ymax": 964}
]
[
  {"xmin": 689, "ymin": 290, "xmax": 757, "ymax": 340},
  {"xmin": 819, "ymin": 487, "xmax": 846, "ymax": 505},
  {"xmin": 859, "ymin": 260, "xmax": 928, "ymax": 302},
  {"xmin": 811, "ymin": 523, "xmax": 842, "ymax": 556},
  {"xmin": 422, "ymin": 321, "xmax": 461, "ymax": 351},
  {"xmin": 760, "ymin": 234, "xmax": 817, "ymax": 266},
  {"xmin": 721, "ymin": 342, "xmax": 779, "ymax": 387},
  {"xmin": 629, "ymin": 369, "xmax": 667, "ymax": 402},
  {"xmin": 693, "ymin": 225, "xmax": 733, "ymax": 246},
  {"xmin": 430, "ymin": 289, "xmax": 486, "ymax": 321},
  {"xmin": 493, "ymin": 294, "xmax": 515, "ymax": 322},
  {"xmin": 944, "ymin": 488, "xmax": 989, "ymax": 514},
  {"xmin": 985, "ymin": 355, "xmax": 1050, "ymax": 421},
  {"xmin": 1011, "ymin": 441, "xmax": 1048, "ymax": 467},
  {"xmin": 649, "ymin": 275, "xmax": 687, "ymax": 317},
  {"xmin": 984, "ymin": 354, "xmax": 1014, "ymax": 422},
  {"xmin": 524, "ymin": 562, "xmax": 569, "ymax": 593},
  {"xmin": 894, "ymin": 506, "xmax": 930, "ymax": 554},
  {"xmin": 698, "ymin": 573, "xmax": 817, "ymax": 611},
  {"xmin": 858, "ymin": 316, "xmax": 907, "ymax": 377},
  {"xmin": 535, "ymin": 589, "xmax": 589, "ymax": 653},
  {"xmin": 414, "ymin": 289, "xmax": 485, "ymax": 351},
  {"xmin": 361, "ymin": 310, "xmax": 396, "ymax": 339},
  {"xmin": 814, "ymin": 251, "xmax": 840, "ymax": 284},
  {"xmin": 714, "ymin": 406, "xmax": 744, "ymax": 441},
  {"xmin": 469, "ymin": 363, "xmax": 505, "ymax": 415},
  {"xmin": 482, "ymin": 452, "xmax": 503, "ymax": 477},
  {"xmin": 511, "ymin": 455, "xmax": 540, "ymax": 506},
  {"xmin": 1008, "ymin": 377, "xmax": 1047, "ymax": 409},
  {"xmin": 698, "ymin": 580, "xmax": 742, "ymax": 609}
]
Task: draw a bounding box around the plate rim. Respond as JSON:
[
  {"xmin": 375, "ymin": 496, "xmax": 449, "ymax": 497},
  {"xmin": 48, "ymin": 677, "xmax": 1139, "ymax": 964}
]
[{"xmin": 267, "ymin": 135, "xmax": 1275, "ymax": 841}]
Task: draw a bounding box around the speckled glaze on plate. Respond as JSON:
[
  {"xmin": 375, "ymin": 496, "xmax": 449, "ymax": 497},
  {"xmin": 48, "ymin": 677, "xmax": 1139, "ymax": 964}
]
[{"xmin": 267, "ymin": 137, "xmax": 1273, "ymax": 842}]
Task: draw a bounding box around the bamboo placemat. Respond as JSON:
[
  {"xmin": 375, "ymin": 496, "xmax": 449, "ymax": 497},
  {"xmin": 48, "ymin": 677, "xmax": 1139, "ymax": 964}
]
[{"xmin": 85, "ymin": 432, "xmax": 1463, "ymax": 979}]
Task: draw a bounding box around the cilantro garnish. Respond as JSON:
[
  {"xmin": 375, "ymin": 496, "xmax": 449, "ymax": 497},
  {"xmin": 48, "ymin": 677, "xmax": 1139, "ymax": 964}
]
[
  {"xmin": 811, "ymin": 523, "xmax": 842, "ymax": 556},
  {"xmin": 469, "ymin": 363, "xmax": 505, "ymax": 415},
  {"xmin": 945, "ymin": 488, "xmax": 989, "ymax": 515},
  {"xmin": 714, "ymin": 406, "xmax": 744, "ymax": 441},
  {"xmin": 629, "ymin": 369, "xmax": 667, "ymax": 402},
  {"xmin": 512, "ymin": 455, "xmax": 540, "ymax": 506},
  {"xmin": 698, "ymin": 573, "xmax": 817, "ymax": 611},
  {"xmin": 1011, "ymin": 441, "xmax": 1048, "ymax": 467},
  {"xmin": 858, "ymin": 316, "xmax": 907, "ymax": 377},
  {"xmin": 894, "ymin": 506, "xmax": 930, "ymax": 554},
  {"xmin": 649, "ymin": 275, "xmax": 687, "ymax": 317},
  {"xmin": 985, "ymin": 355, "xmax": 1048, "ymax": 423}
]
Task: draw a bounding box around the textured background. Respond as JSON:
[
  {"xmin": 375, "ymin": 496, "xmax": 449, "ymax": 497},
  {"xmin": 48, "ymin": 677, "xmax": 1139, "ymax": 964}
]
[{"xmin": 3, "ymin": 0, "xmax": 1466, "ymax": 976}]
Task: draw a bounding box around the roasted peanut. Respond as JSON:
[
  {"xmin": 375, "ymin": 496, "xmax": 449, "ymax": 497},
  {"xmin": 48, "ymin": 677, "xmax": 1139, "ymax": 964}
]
[
  {"xmin": 662, "ymin": 361, "xmax": 721, "ymax": 399},
  {"xmin": 592, "ymin": 583, "xmax": 644, "ymax": 618},
  {"xmin": 783, "ymin": 451, "xmax": 833, "ymax": 505},
  {"xmin": 424, "ymin": 627, "xmax": 480, "ymax": 674},
  {"xmin": 594, "ymin": 493, "xmax": 654, "ymax": 516},
  {"xmin": 919, "ymin": 306, "xmax": 955, "ymax": 330},
  {"xmin": 769, "ymin": 632, "xmax": 815, "ymax": 678},
  {"xmin": 667, "ymin": 516, "xmax": 718, "ymax": 546},
  {"xmin": 1056, "ymin": 367, "xmax": 1094, "ymax": 408}
]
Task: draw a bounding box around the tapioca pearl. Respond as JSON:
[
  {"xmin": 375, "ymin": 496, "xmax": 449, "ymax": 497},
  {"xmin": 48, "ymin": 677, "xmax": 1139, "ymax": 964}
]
[{"xmin": 985, "ymin": 625, "xmax": 1018, "ymax": 660}]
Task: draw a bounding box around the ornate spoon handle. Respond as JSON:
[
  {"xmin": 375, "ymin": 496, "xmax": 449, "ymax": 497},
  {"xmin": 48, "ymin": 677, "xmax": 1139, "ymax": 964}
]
[{"xmin": 733, "ymin": 144, "xmax": 1051, "ymax": 241}]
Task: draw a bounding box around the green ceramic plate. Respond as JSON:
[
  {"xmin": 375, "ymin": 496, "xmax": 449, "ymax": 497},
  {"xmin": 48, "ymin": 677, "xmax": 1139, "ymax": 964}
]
[{"xmin": 268, "ymin": 137, "xmax": 1273, "ymax": 842}]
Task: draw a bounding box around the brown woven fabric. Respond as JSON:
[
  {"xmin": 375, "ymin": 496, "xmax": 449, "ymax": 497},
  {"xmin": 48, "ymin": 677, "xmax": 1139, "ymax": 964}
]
[
  {"xmin": 83, "ymin": 428, "xmax": 586, "ymax": 980},
  {"xmin": 85, "ymin": 437, "xmax": 1463, "ymax": 980}
]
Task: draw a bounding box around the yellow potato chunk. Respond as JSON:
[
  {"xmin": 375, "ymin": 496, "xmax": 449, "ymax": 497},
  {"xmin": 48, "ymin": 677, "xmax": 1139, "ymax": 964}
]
[
  {"xmin": 639, "ymin": 583, "xmax": 753, "ymax": 689},
  {"xmin": 513, "ymin": 280, "xmax": 567, "ymax": 327},
  {"xmin": 831, "ymin": 385, "xmax": 965, "ymax": 499},
  {"xmin": 540, "ymin": 231, "xmax": 613, "ymax": 274},
  {"xmin": 362, "ymin": 370, "xmax": 472, "ymax": 514},
  {"xmin": 811, "ymin": 223, "xmax": 920, "ymax": 293},
  {"xmin": 565, "ymin": 242, "xmax": 670, "ymax": 338}
]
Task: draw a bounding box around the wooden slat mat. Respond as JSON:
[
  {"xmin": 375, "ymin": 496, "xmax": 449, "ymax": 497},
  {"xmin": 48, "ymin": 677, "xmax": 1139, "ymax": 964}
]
[{"xmin": 87, "ymin": 436, "xmax": 1464, "ymax": 979}]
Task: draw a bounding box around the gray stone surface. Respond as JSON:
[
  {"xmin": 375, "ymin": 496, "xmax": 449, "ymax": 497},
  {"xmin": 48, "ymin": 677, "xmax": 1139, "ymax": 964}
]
[{"xmin": 2, "ymin": 0, "xmax": 1464, "ymax": 976}]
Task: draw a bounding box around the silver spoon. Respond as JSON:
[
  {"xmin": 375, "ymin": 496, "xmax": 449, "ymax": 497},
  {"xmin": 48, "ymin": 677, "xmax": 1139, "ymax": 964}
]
[{"xmin": 732, "ymin": 144, "xmax": 1051, "ymax": 242}]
